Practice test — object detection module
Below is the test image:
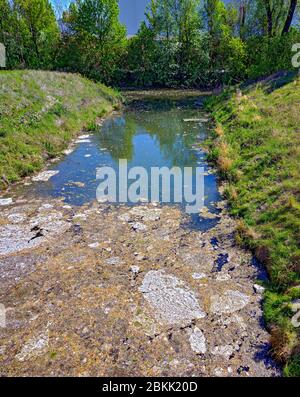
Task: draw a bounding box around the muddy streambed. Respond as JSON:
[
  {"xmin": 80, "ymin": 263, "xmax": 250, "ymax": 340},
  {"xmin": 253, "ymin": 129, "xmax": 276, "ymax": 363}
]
[{"xmin": 0, "ymin": 91, "xmax": 280, "ymax": 376}]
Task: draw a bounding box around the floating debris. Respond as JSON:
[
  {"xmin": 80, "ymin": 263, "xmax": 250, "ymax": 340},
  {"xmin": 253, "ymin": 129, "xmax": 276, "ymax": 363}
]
[
  {"xmin": 32, "ymin": 170, "xmax": 59, "ymax": 182},
  {"xmin": 75, "ymin": 139, "xmax": 91, "ymax": 144},
  {"xmin": 183, "ymin": 118, "xmax": 209, "ymax": 123}
]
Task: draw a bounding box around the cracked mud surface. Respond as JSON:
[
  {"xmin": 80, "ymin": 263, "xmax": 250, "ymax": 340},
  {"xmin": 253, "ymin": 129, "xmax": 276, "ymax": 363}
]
[{"xmin": 0, "ymin": 199, "xmax": 280, "ymax": 377}]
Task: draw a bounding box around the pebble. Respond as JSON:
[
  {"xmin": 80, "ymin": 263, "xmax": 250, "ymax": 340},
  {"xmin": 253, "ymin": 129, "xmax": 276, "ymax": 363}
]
[{"xmin": 189, "ymin": 327, "xmax": 207, "ymax": 354}]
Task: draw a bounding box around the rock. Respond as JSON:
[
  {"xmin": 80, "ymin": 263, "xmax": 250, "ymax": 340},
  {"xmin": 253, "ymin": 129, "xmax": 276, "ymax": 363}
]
[
  {"xmin": 211, "ymin": 345, "xmax": 234, "ymax": 360},
  {"xmin": 135, "ymin": 254, "xmax": 145, "ymax": 261},
  {"xmin": 118, "ymin": 213, "xmax": 131, "ymax": 222},
  {"xmin": 106, "ymin": 257, "xmax": 123, "ymax": 265},
  {"xmin": 253, "ymin": 284, "xmax": 265, "ymax": 294},
  {"xmin": 210, "ymin": 290, "xmax": 250, "ymax": 315},
  {"xmin": 129, "ymin": 207, "xmax": 161, "ymax": 221},
  {"xmin": 192, "ymin": 273, "xmax": 207, "ymax": 280},
  {"xmin": 0, "ymin": 198, "xmax": 13, "ymax": 206},
  {"xmin": 199, "ymin": 206, "xmax": 219, "ymax": 219},
  {"xmin": 0, "ymin": 212, "xmax": 69, "ymax": 256},
  {"xmin": 39, "ymin": 203, "xmax": 54, "ymax": 210},
  {"xmin": 88, "ymin": 242, "xmax": 99, "ymax": 249},
  {"xmin": 216, "ymin": 273, "xmax": 231, "ymax": 282},
  {"xmin": 130, "ymin": 266, "xmax": 140, "ymax": 275},
  {"xmin": 16, "ymin": 331, "xmax": 49, "ymax": 362},
  {"xmin": 189, "ymin": 327, "xmax": 206, "ymax": 354},
  {"xmin": 64, "ymin": 148, "xmax": 74, "ymax": 155},
  {"xmin": 131, "ymin": 222, "xmax": 147, "ymax": 232},
  {"xmin": 214, "ymin": 367, "xmax": 225, "ymax": 377},
  {"xmin": 139, "ymin": 270, "xmax": 206, "ymax": 326},
  {"xmin": 73, "ymin": 214, "xmax": 87, "ymax": 221},
  {"xmin": 7, "ymin": 213, "xmax": 26, "ymax": 223},
  {"xmin": 32, "ymin": 170, "xmax": 59, "ymax": 182}
]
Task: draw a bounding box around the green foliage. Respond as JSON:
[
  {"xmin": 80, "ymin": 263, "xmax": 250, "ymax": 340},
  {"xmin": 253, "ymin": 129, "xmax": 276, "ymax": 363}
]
[
  {"xmin": 1, "ymin": 0, "xmax": 59, "ymax": 69},
  {"xmin": 247, "ymin": 29, "xmax": 300, "ymax": 79},
  {"xmin": 59, "ymin": 0, "xmax": 126, "ymax": 84},
  {"xmin": 1, "ymin": 0, "xmax": 299, "ymax": 87}
]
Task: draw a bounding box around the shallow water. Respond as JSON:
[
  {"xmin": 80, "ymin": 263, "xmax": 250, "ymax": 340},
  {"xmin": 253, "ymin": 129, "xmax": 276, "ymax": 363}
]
[{"xmin": 8, "ymin": 92, "xmax": 222, "ymax": 230}]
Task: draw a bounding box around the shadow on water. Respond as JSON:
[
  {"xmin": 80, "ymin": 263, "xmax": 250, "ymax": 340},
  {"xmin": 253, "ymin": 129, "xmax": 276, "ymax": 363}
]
[{"xmin": 13, "ymin": 91, "xmax": 222, "ymax": 231}]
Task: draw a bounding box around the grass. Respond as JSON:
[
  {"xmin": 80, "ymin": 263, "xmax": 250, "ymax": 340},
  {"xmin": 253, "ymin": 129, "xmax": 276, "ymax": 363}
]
[
  {"xmin": 0, "ymin": 70, "xmax": 121, "ymax": 189},
  {"xmin": 205, "ymin": 74, "xmax": 300, "ymax": 376}
]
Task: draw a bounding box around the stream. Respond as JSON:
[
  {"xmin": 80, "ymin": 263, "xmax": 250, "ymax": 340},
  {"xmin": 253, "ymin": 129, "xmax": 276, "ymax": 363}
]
[{"xmin": 5, "ymin": 90, "xmax": 221, "ymax": 231}]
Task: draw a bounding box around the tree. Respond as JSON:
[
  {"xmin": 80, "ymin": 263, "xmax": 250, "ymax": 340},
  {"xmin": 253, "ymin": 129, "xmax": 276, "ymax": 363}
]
[
  {"xmin": 63, "ymin": 0, "xmax": 126, "ymax": 83},
  {"xmin": 15, "ymin": 0, "xmax": 59, "ymax": 66}
]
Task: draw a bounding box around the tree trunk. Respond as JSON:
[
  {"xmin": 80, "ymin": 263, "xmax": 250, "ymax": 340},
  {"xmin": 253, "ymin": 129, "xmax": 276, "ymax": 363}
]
[
  {"xmin": 264, "ymin": 0, "xmax": 273, "ymax": 37},
  {"xmin": 282, "ymin": 0, "xmax": 297, "ymax": 35},
  {"xmin": 239, "ymin": 1, "xmax": 246, "ymax": 39}
]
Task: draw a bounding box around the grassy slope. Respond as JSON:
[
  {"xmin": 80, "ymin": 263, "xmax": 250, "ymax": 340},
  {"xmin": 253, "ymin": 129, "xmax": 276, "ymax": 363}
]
[
  {"xmin": 0, "ymin": 70, "xmax": 121, "ymax": 189},
  {"xmin": 205, "ymin": 76, "xmax": 300, "ymax": 376}
]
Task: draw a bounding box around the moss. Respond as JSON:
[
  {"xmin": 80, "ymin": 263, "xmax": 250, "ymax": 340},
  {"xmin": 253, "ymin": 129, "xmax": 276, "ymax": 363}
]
[
  {"xmin": 205, "ymin": 75, "xmax": 300, "ymax": 376},
  {"xmin": 0, "ymin": 70, "xmax": 121, "ymax": 189}
]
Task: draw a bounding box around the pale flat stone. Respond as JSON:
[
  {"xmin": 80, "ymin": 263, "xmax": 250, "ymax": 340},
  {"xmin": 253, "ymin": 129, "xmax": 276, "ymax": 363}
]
[
  {"xmin": 210, "ymin": 290, "xmax": 250, "ymax": 315},
  {"xmin": 131, "ymin": 266, "xmax": 140, "ymax": 274},
  {"xmin": 16, "ymin": 331, "xmax": 49, "ymax": 362},
  {"xmin": 88, "ymin": 242, "xmax": 100, "ymax": 249},
  {"xmin": 106, "ymin": 257, "xmax": 123, "ymax": 265},
  {"xmin": 7, "ymin": 213, "xmax": 26, "ymax": 223},
  {"xmin": 140, "ymin": 270, "xmax": 206, "ymax": 326},
  {"xmin": 253, "ymin": 284, "xmax": 265, "ymax": 294},
  {"xmin": 131, "ymin": 222, "xmax": 148, "ymax": 232},
  {"xmin": 216, "ymin": 274, "xmax": 231, "ymax": 282},
  {"xmin": 189, "ymin": 327, "xmax": 206, "ymax": 354},
  {"xmin": 192, "ymin": 273, "xmax": 207, "ymax": 280},
  {"xmin": 129, "ymin": 207, "xmax": 161, "ymax": 221},
  {"xmin": 0, "ymin": 198, "xmax": 13, "ymax": 206},
  {"xmin": 211, "ymin": 345, "xmax": 234, "ymax": 360},
  {"xmin": 32, "ymin": 170, "xmax": 59, "ymax": 182}
]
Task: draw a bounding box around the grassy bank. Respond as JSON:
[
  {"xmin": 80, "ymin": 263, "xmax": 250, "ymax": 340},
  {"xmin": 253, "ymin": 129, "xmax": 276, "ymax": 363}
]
[
  {"xmin": 0, "ymin": 70, "xmax": 121, "ymax": 189},
  {"xmin": 205, "ymin": 74, "xmax": 300, "ymax": 376}
]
